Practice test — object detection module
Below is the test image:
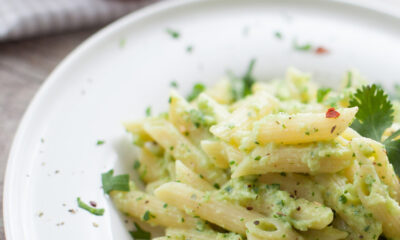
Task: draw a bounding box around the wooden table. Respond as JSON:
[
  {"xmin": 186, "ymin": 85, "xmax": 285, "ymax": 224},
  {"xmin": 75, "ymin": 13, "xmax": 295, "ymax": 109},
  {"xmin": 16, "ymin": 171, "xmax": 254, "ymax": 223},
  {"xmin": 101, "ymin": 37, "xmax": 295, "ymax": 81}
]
[{"xmin": 0, "ymin": 28, "xmax": 99, "ymax": 238}]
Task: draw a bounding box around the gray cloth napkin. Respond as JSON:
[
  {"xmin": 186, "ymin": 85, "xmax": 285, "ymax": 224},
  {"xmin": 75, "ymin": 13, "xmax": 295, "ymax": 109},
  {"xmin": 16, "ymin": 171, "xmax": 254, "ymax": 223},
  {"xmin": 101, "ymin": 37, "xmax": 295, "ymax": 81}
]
[{"xmin": 0, "ymin": 0, "xmax": 157, "ymax": 42}]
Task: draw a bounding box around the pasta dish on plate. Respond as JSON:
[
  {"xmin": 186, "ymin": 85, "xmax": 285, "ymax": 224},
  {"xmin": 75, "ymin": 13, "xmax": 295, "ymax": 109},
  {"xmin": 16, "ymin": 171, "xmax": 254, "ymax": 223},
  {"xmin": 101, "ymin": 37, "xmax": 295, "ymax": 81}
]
[{"xmin": 101, "ymin": 65, "xmax": 400, "ymax": 240}]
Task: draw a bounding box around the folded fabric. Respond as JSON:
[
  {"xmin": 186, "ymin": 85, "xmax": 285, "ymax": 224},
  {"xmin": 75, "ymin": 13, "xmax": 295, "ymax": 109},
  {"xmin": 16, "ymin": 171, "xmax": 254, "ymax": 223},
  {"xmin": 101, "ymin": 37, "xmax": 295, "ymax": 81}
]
[{"xmin": 0, "ymin": 0, "xmax": 158, "ymax": 42}]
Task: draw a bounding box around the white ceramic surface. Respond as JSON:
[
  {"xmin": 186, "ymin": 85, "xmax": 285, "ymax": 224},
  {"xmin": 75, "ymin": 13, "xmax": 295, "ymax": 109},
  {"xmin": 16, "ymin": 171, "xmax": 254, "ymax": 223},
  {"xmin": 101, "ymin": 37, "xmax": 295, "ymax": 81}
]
[{"xmin": 4, "ymin": 0, "xmax": 400, "ymax": 239}]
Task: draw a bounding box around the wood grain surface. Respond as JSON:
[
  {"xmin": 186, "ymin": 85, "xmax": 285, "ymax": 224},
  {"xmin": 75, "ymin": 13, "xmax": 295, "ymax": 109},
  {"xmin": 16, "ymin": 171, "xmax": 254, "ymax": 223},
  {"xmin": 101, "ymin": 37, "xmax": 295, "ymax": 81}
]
[{"xmin": 0, "ymin": 28, "xmax": 99, "ymax": 239}]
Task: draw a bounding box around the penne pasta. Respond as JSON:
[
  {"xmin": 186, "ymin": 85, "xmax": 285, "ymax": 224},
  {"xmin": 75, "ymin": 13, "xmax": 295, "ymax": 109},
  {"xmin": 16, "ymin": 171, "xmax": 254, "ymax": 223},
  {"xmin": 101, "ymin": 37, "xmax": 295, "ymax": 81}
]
[
  {"xmin": 143, "ymin": 118, "xmax": 228, "ymax": 185},
  {"xmin": 154, "ymin": 182, "xmax": 264, "ymax": 235},
  {"xmin": 253, "ymin": 107, "xmax": 358, "ymax": 145},
  {"xmin": 110, "ymin": 185, "xmax": 197, "ymax": 229},
  {"xmin": 175, "ymin": 160, "xmax": 214, "ymax": 191},
  {"xmin": 232, "ymin": 140, "xmax": 354, "ymax": 177}
]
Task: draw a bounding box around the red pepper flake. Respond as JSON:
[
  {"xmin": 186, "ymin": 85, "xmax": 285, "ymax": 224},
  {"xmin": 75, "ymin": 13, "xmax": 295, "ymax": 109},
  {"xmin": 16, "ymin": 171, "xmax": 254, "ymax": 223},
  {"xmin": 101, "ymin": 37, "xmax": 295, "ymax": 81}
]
[
  {"xmin": 315, "ymin": 46, "xmax": 329, "ymax": 55},
  {"xmin": 326, "ymin": 108, "xmax": 340, "ymax": 118},
  {"xmin": 246, "ymin": 206, "xmax": 253, "ymax": 211},
  {"xmin": 254, "ymin": 220, "xmax": 260, "ymax": 225},
  {"xmin": 331, "ymin": 125, "xmax": 337, "ymax": 134},
  {"xmin": 89, "ymin": 201, "xmax": 97, "ymax": 207},
  {"xmin": 296, "ymin": 206, "xmax": 301, "ymax": 211}
]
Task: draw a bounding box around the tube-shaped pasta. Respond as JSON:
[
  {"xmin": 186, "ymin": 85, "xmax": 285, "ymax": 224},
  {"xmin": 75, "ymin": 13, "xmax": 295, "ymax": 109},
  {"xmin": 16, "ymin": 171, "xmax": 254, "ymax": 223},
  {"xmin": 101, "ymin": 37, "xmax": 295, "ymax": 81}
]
[
  {"xmin": 205, "ymin": 77, "xmax": 234, "ymax": 105},
  {"xmin": 210, "ymin": 91, "xmax": 279, "ymax": 146},
  {"xmin": 110, "ymin": 186, "xmax": 197, "ymax": 229},
  {"xmin": 154, "ymin": 182, "xmax": 264, "ymax": 235},
  {"xmin": 168, "ymin": 91, "xmax": 211, "ymax": 145},
  {"xmin": 175, "ymin": 160, "xmax": 214, "ymax": 191},
  {"xmin": 300, "ymin": 226, "xmax": 348, "ymax": 240},
  {"xmin": 254, "ymin": 107, "xmax": 358, "ymax": 144},
  {"xmin": 259, "ymin": 173, "xmax": 323, "ymax": 202},
  {"xmin": 315, "ymin": 174, "xmax": 382, "ymax": 240},
  {"xmin": 143, "ymin": 119, "xmax": 228, "ymax": 185},
  {"xmin": 232, "ymin": 141, "xmax": 354, "ymax": 177},
  {"xmin": 352, "ymin": 137, "xmax": 400, "ymax": 202},
  {"xmin": 123, "ymin": 120, "xmax": 153, "ymax": 146},
  {"xmin": 245, "ymin": 217, "xmax": 304, "ymax": 240},
  {"xmin": 196, "ymin": 93, "xmax": 230, "ymax": 122},
  {"xmin": 200, "ymin": 140, "xmax": 243, "ymax": 169},
  {"xmin": 355, "ymin": 164, "xmax": 400, "ymax": 239},
  {"xmin": 164, "ymin": 228, "xmax": 244, "ymax": 240},
  {"xmin": 217, "ymin": 178, "xmax": 333, "ymax": 231}
]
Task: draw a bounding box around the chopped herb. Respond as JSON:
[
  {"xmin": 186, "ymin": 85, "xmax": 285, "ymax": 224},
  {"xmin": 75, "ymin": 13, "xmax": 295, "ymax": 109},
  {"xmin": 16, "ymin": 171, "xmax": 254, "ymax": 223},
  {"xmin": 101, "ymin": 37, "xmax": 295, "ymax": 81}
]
[
  {"xmin": 339, "ymin": 195, "xmax": 347, "ymax": 204},
  {"xmin": 293, "ymin": 40, "xmax": 312, "ymax": 51},
  {"xmin": 275, "ymin": 31, "xmax": 282, "ymax": 39},
  {"xmin": 166, "ymin": 28, "xmax": 180, "ymax": 39},
  {"xmin": 186, "ymin": 45, "xmax": 193, "ymax": 53},
  {"xmin": 187, "ymin": 83, "xmax": 206, "ymax": 101},
  {"xmin": 163, "ymin": 203, "xmax": 168, "ymax": 208},
  {"xmin": 170, "ymin": 81, "xmax": 178, "ymax": 88},
  {"xmin": 143, "ymin": 210, "xmax": 151, "ymax": 221},
  {"xmin": 254, "ymin": 156, "xmax": 261, "ymax": 161},
  {"xmin": 213, "ymin": 183, "xmax": 220, "ymax": 189},
  {"xmin": 101, "ymin": 169, "xmax": 130, "ymax": 194},
  {"xmin": 230, "ymin": 59, "xmax": 257, "ymax": 101},
  {"xmin": 280, "ymin": 172, "xmax": 287, "ymax": 177},
  {"xmin": 119, "ymin": 38, "xmax": 126, "ymax": 48},
  {"xmin": 317, "ymin": 88, "xmax": 331, "ymax": 103},
  {"xmin": 96, "ymin": 140, "xmax": 105, "ymax": 145},
  {"xmin": 346, "ymin": 71, "xmax": 353, "ymax": 88},
  {"xmin": 145, "ymin": 106, "xmax": 152, "ymax": 117},
  {"xmin": 77, "ymin": 197, "xmax": 104, "ymax": 216},
  {"xmin": 133, "ymin": 161, "xmax": 141, "ymax": 170},
  {"xmin": 130, "ymin": 223, "xmax": 151, "ymax": 240},
  {"xmin": 349, "ymin": 84, "xmax": 400, "ymax": 175}
]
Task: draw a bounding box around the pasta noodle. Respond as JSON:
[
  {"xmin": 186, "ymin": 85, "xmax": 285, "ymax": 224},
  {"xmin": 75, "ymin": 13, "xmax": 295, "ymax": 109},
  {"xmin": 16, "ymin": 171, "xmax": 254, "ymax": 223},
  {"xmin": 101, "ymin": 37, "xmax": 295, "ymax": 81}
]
[{"xmin": 112, "ymin": 69, "xmax": 399, "ymax": 240}]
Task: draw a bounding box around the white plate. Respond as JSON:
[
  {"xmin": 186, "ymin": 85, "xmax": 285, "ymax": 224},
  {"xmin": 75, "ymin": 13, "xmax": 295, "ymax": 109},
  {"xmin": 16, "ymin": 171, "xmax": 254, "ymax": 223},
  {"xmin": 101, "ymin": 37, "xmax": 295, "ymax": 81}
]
[{"xmin": 4, "ymin": 0, "xmax": 400, "ymax": 239}]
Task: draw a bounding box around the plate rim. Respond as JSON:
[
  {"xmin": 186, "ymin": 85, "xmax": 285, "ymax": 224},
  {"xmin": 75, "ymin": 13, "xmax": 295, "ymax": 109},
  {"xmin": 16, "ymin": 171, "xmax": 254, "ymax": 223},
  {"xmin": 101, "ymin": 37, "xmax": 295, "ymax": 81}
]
[{"xmin": 3, "ymin": 0, "xmax": 400, "ymax": 239}]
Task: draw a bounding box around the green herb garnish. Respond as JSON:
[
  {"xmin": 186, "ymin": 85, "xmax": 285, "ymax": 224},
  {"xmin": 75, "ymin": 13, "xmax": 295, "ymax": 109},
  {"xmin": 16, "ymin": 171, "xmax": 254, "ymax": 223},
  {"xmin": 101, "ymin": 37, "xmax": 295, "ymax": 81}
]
[
  {"xmin": 145, "ymin": 107, "xmax": 152, "ymax": 117},
  {"xmin": 170, "ymin": 81, "xmax": 178, "ymax": 88},
  {"xmin": 142, "ymin": 210, "xmax": 155, "ymax": 221},
  {"xmin": 129, "ymin": 223, "xmax": 151, "ymax": 240},
  {"xmin": 186, "ymin": 46, "xmax": 193, "ymax": 53},
  {"xmin": 316, "ymin": 88, "xmax": 331, "ymax": 103},
  {"xmin": 77, "ymin": 197, "xmax": 104, "ymax": 216},
  {"xmin": 101, "ymin": 169, "xmax": 130, "ymax": 194},
  {"xmin": 187, "ymin": 83, "xmax": 206, "ymax": 101},
  {"xmin": 349, "ymin": 84, "xmax": 393, "ymax": 141},
  {"xmin": 166, "ymin": 29, "xmax": 180, "ymax": 39},
  {"xmin": 293, "ymin": 40, "xmax": 312, "ymax": 51},
  {"xmin": 96, "ymin": 140, "xmax": 105, "ymax": 145},
  {"xmin": 230, "ymin": 59, "xmax": 257, "ymax": 101},
  {"xmin": 349, "ymin": 84, "xmax": 400, "ymax": 175},
  {"xmin": 275, "ymin": 31, "xmax": 282, "ymax": 39}
]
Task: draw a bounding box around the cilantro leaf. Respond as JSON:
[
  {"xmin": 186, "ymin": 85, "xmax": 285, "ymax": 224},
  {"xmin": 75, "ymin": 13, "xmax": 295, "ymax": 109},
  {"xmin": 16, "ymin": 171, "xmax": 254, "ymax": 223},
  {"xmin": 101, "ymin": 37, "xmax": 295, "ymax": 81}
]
[
  {"xmin": 384, "ymin": 129, "xmax": 400, "ymax": 175},
  {"xmin": 316, "ymin": 88, "xmax": 331, "ymax": 103},
  {"xmin": 384, "ymin": 139, "xmax": 400, "ymax": 175},
  {"xmin": 187, "ymin": 83, "xmax": 206, "ymax": 102},
  {"xmin": 77, "ymin": 197, "xmax": 104, "ymax": 216},
  {"xmin": 101, "ymin": 169, "xmax": 130, "ymax": 194},
  {"xmin": 129, "ymin": 223, "xmax": 151, "ymax": 240},
  {"xmin": 349, "ymin": 84, "xmax": 394, "ymax": 141},
  {"xmin": 231, "ymin": 59, "xmax": 257, "ymax": 101}
]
